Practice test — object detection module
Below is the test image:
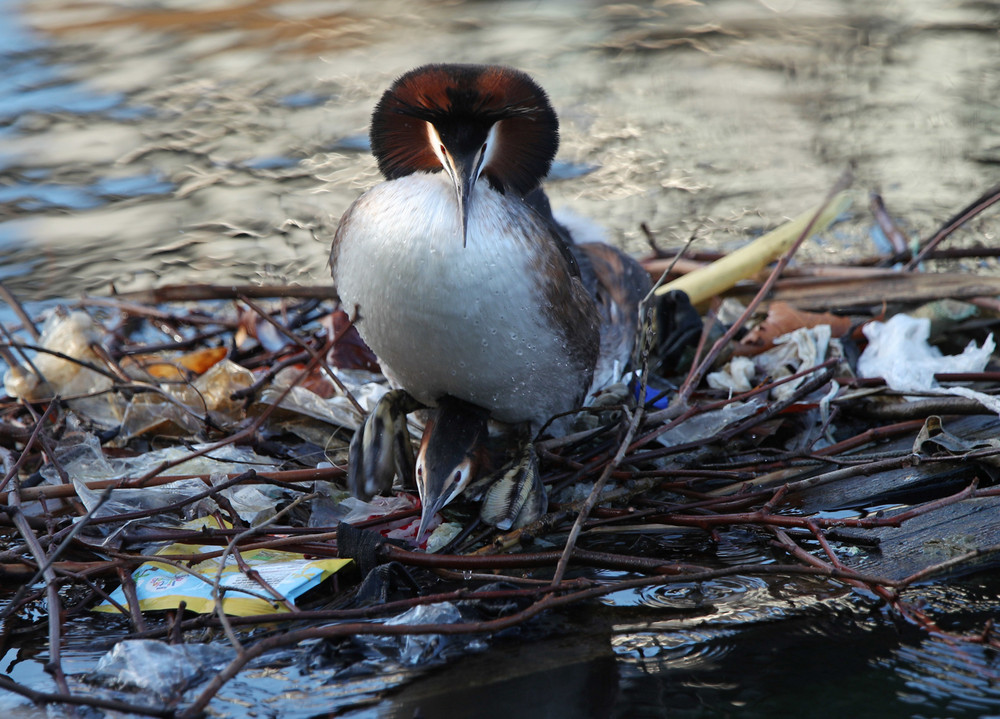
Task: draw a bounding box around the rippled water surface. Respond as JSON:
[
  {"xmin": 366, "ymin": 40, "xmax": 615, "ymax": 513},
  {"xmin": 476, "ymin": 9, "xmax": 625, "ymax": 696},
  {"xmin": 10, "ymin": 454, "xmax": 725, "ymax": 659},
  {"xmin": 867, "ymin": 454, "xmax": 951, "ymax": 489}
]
[
  {"xmin": 2, "ymin": 0, "xmax": 1000, "ymax": 305},
  {"xmin": 2, "ymin": 0, "xmax": 1000, "ymax": 716}
]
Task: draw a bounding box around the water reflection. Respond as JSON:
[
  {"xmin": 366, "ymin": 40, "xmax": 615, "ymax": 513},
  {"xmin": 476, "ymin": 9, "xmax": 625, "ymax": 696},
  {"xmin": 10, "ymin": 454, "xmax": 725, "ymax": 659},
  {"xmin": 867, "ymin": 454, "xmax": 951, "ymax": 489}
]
[
  {"xmin": 0, "ymin": 171, "xmax": 173, "ymax": 211},
  {"xmin": 892, "ymin": 636, "xmax": 1000, "ymax": 715},
  {"xmin": 609, "ymin": 609, "xmax": 910, "ymax": 719}
]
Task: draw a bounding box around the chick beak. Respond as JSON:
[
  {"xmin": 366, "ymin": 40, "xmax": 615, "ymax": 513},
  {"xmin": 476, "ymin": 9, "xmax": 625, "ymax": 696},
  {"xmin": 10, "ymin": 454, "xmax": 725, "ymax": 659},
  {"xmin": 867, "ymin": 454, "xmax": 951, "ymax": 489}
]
[
  {"xmin": 415, "ymin": 453, "xmax": 475, "ymax": 544},
  {"xmin": 413, "ymin": 397, "xmax": 489, "ymax": 543}
]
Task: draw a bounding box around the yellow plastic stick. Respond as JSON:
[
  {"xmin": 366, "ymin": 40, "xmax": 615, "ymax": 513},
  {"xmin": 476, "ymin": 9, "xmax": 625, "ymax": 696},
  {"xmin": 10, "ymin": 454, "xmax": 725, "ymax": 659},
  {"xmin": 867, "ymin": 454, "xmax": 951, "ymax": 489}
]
[{"xmin": 655, "ymin": 191, "xmax": 852, "ymax": 305}]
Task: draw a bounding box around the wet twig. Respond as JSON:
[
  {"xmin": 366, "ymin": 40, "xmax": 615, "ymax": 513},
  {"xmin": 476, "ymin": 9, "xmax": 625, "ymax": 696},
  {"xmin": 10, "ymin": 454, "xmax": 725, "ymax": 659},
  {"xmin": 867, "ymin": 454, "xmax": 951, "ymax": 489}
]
[{"xmin": 904, "ymin": 182, "xmax": 1000, "ymax": 270}]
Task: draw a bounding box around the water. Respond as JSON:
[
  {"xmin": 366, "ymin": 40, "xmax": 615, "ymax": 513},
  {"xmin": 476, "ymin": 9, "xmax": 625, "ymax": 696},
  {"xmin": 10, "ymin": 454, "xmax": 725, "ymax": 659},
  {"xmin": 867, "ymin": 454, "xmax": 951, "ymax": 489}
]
[
  {"xmin": 2, "ymin": 0, "xmax": 1000, "ymax": 716},
  {"xmin": 1, "ymin": 0, "xmax": 999, "ymax": 308}
]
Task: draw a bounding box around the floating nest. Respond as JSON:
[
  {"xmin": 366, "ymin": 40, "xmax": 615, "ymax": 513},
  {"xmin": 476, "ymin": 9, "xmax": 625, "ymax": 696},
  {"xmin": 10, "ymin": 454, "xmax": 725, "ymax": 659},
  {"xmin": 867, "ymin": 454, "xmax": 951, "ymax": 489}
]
[{"xmin": 2, "ymin": 185, "xmax": 1000, "ymax": 716}]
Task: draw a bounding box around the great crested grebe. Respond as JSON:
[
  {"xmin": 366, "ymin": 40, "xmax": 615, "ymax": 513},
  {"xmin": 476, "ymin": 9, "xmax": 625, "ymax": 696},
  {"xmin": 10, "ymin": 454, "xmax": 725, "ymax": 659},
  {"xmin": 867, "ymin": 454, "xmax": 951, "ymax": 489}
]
[{"xmin": 331, "ymin": 64, "xmax": 649, "ymax": 541}]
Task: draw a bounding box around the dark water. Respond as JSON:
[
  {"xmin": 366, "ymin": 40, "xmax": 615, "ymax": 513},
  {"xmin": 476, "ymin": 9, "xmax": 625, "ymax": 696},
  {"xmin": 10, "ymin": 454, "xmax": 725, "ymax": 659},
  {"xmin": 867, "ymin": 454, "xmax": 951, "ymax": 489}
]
[
  {"xmin": 5, "ymin": 532, "xmax": 1000, "ymax": 717},
  {"xmin": 2, "ymin": 0, "xmax": 1000, "ymax": 716}
]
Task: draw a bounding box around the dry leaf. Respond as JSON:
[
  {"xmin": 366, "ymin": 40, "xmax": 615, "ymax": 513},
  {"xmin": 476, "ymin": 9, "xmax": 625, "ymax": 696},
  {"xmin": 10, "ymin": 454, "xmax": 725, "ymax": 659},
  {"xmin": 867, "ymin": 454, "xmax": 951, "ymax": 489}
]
[{"xmin": 735, "ymin": 301, "xmax": 853, "ymax": 356}]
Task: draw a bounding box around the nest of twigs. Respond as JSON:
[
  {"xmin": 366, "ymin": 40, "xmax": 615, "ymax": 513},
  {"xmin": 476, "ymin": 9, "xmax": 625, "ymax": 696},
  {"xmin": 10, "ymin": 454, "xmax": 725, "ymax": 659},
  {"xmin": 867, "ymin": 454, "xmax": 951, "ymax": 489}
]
[{"xmin": 3, "ymin": 185, "xmax": 1000, "ymax": 716}]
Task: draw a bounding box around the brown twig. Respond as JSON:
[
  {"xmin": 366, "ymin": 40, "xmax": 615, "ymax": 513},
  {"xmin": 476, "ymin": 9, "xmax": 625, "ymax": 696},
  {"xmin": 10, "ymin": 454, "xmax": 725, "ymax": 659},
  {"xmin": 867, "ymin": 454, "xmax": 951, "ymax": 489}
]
[{"xmin": 904, "ymin": 182, "xmax": 1000, "ymax": 270}]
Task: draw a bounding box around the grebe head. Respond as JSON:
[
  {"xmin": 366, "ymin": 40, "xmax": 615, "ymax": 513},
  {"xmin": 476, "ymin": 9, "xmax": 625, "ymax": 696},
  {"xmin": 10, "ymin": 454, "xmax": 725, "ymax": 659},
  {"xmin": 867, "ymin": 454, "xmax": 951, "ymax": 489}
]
[
  {"xmin": 369, "ymin": 64, "xmax": 559, "ymax": 244},
  {"xmin": 413, "ymin": 396, "xmax": 489, "ymax": 543}
]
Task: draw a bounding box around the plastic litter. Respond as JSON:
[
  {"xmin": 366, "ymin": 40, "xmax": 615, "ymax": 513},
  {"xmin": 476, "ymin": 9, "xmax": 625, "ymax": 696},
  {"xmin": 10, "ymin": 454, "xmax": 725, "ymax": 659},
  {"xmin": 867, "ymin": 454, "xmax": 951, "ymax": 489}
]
[
  {"xmin": 858, "ymin": 314, "xmax": 999, "ymax": 414},
  {"xmin": 656, "ymin": 399, "xmax": 762, "ymax": 447},
  {"xmin": 337, "ymin": 493, "xmax": 417, "ymax": 525},
  {"xmin": 330, "ymin": 493, "xmax": 457, "ymax": 550},
  {"xmin": 258, "ymin": 366, "xmax": 389, "ymax": 431},
  {"xmin": 42, "ymin": 439, "xmax": 283, "ymax": 486},
  {"xmin": 707, "ymin": 356, "xmax": 755, "ymax": 393},
  {"xmin": 119, "ymin": 359, "xmax": 253, "ymax": 438},
  {"xmin": 94, "ymin": 518, "xmax": 352, "ymax": 616},
  {"xmin": 88, "ymin": 639, "xmax": 234, "ymax": 701},
  {"xmin": 32, "ymin": 437, "xmax": 286, "ymax": 539},
  {"xmin": 362, "ymin": 602, "xmax": 465, "ymax": 665},
  {"xmin": 4, "ymin": 310, "xmax": 123, "ymax": 427},
  {"xmin": 708, "ymin": 326, "xmax": 832, "ymax": 402},
  {"xmin": 761, "ymin": 325, "xmax": 832, "ymax": 401}
]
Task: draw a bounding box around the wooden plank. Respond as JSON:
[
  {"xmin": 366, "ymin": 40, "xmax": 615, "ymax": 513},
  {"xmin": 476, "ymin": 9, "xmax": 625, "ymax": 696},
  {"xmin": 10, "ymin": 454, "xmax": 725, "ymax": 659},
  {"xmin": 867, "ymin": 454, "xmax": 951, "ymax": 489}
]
[
  {"xmin": 847, "ymin": 496, "xmax": 1000, "ymax": 582},
  {"xmin": 789, "ymin": 414, "xmax": 1000, "ymax": 512},
  {"xmin": 782, "ymin": 414, "xmax": 1000, "ymax": 582}
]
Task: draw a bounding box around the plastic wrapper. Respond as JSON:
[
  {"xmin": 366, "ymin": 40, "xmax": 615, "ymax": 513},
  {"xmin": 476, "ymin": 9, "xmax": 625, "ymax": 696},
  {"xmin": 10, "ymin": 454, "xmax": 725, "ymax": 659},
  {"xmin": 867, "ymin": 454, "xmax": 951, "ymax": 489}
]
[
  {"xmin": 43, "ymin": 437, "xmax": 281, "ymax": 487},
  {"xmin": 362, "ymin": 602, "xmax": 465, "ymax": 665},
  {"xmin": 72, "ymin": 475, "xmax": 209, "ymax": 522},
  {"xmin": 656, "ymin": 398, "xmax": 763, "ymax": 448},
  {"xmin": 257, "ymin": 366, "xmax": 389, "ymax": 431},
  {"xmin": 708, "ymin": 326, "xmax": 832, "ymax": 402},
  {"xmin": 859, "ymin": 314, "xmax": 994, "ymax": 390},
  {"xmin": 4, "ymin": 310, "xmax": 124, "ymax": 427},
  {"xmin": 2, "ymin": 309, "xmax": 250, "ymax": 435},
  {"xmin": 423, "ymin": 521, "xmax": 462, "ymax": 552},
  {"xmin": 41, "ymin": 429, "xmax": 120, "ymax": 485},
  {"xmin": 197, "ymin": 359, "xmax": 255, "ymax": 426},
  {"xmin": 707, "ymin": 356, "xmax": 755, "ymax": 393},
  {"xmin": 119, "ymin": 359, "xmax": 254, "ymax": 438},
  {"xmin": 336, "ymin": 494, "xmax": 435, "ymax": 547},
  {"xmin": 858, "ymin": 314, "xmax": 999, "ymax": 414},
  {"xmin": 211, "ymin": 473, "xmax": 289, "ymax": 525},
  {"xmin": 119, "ymin": 389, "xmax": 205, "ymax": 438},
  {"xmin": 310, "ymin": 492, "xmax": 458, "ymax": 550},
  {"xmin": 41, "ymin": 436, "xmax": 283, "ymax": 524},
  {"xmin": 95, "ymin": 519, "xmax": 352, "ymax": 616},
  {"xmin": 306, "ymin": 479, "xmax": 354, "ymax": 527},
  {"xmin": 88, "ymin": 639, "xmax": 234, "ymax": 701},
  {"xmin": 337, "ymin": 493, "xmax": 416, "ymax": 524},
  {"xmin": 759, "ymin": 325, "xmax": 832, "ymax": 401}
]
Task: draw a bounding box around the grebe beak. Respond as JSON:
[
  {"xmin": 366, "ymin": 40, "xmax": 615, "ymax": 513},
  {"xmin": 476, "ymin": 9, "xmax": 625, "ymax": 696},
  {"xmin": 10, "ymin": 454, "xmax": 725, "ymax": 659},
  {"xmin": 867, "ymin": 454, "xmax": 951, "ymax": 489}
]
[{"xmin": 427, "ymin": 122, "xmax": 495, "ymax": 247}]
